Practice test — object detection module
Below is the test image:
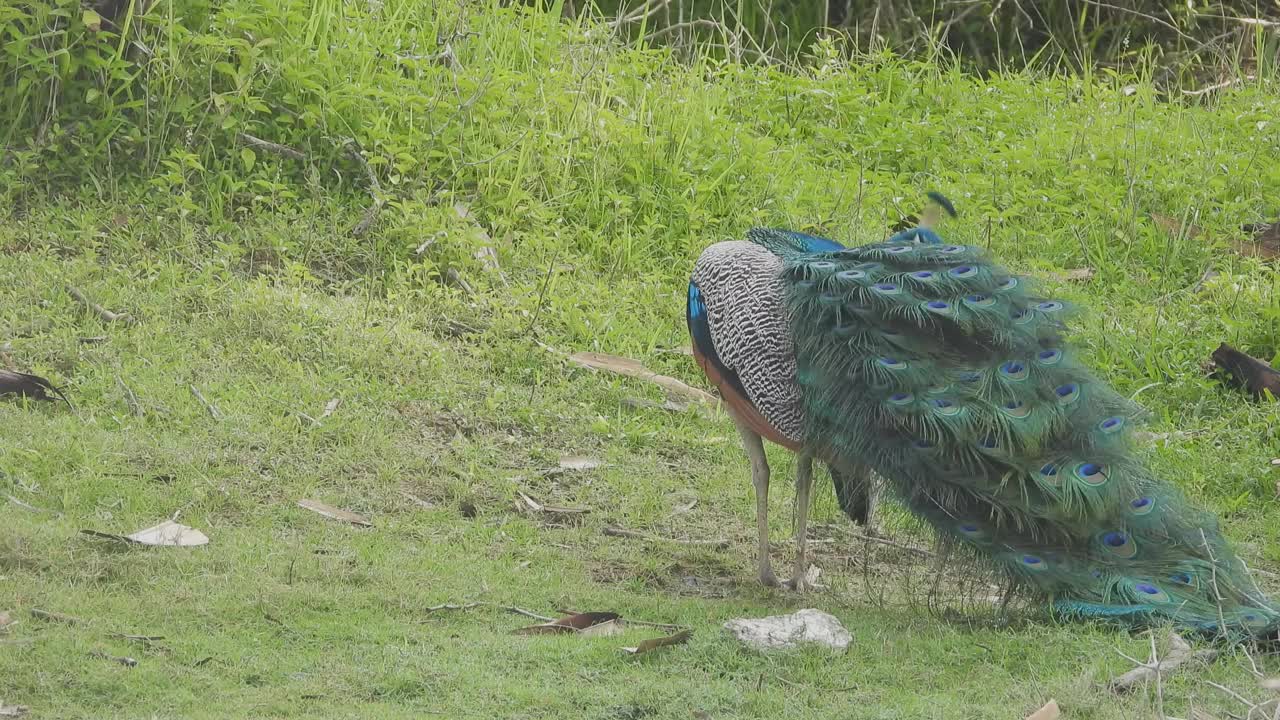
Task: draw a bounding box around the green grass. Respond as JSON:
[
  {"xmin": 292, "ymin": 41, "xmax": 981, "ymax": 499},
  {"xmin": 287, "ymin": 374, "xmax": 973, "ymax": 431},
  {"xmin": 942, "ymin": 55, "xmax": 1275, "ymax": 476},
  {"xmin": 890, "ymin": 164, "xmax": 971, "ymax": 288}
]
[{"xmin": 4, "ymin": 2, "xmax": 1280, "ymax": 718}]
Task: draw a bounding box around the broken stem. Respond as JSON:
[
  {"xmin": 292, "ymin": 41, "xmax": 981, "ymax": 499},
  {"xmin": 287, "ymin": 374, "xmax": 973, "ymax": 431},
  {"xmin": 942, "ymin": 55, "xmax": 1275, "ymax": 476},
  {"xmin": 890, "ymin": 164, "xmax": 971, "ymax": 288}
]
[
  {"xmin": 236, "ymin": 132, "xmax": 307, "ymax": 161},
  {"xmin": 346, "ymin": 140, "xmax": 385, "ymax": 237},
  {"xmin": 188, "ymin": 384, "xmax": 222, "ymax": 420},
  {"xmin": 66, "ymin": 285, "xmax": 131, "ymax": 323},
  {"xmin": 116, "ymin": 375, "xmax": 143, "ymax": 418},
  {"xmin": 602, "ymin": 525, "xmax": 730, "ymax": 550},
  {"xmin": 1108, "ymin": 632, "xmax": 1217, "ymax": 693}
]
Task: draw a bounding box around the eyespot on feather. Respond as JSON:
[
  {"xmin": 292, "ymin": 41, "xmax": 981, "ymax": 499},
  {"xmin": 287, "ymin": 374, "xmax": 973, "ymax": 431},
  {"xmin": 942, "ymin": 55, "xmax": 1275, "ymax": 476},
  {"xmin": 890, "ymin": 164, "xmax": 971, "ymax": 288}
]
[
  {"xmin": 1054, "ymin": 382, "xmax": 1081, "ymax": 405},
  {"xmin": 1129, "ymin": 496, "xmax": 1155, "ymax": 516},
  {"xmin": 998, "ymin": 360, "xmax": 1028, "ymax": 381},
  {"xmin": 1000, "ymin": 399, "xmax": 1031, "ymax": 418},
  {"xmin": 1035, "ymin": 349, "xmax": 1063, "ymax": 366},
  {"xmin": 924, "ymin": 300, "xmax": 953, "ymax": 315},
  {"xmin": 963, "ymin": 293, "xmax": 995, "ymax": 308},
  {"xmin": 1099, "ymin": 531, "xmax": 1138, "ymax": 559},
  {"xmin": 1074, "ymin": 461, "xmax": 1105, "ymax": 486}
]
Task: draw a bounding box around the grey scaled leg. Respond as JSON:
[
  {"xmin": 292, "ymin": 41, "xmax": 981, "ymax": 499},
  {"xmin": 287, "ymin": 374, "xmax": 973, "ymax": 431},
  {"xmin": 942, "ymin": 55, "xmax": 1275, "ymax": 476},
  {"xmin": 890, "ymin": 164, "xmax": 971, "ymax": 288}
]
[
  {"xmin": 733, "ymin": 417, "xmax": 777, "ymax": 588},
  {"xmin": 784, "ymin": 452, "xmax": 814, "ymax": 591}
]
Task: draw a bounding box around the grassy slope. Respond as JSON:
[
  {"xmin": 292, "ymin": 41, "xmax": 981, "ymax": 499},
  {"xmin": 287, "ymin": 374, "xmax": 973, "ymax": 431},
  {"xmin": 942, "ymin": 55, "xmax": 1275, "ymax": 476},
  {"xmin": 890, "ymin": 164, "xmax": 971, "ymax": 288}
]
[{"xmin": 4, "ymin": 2, "xmax": 1280, "ymax": 718}]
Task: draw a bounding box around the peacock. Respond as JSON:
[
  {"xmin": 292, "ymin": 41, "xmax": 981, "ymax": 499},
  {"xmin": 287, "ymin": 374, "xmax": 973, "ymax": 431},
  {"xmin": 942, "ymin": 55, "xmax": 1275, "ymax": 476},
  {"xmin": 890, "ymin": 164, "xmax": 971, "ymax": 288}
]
[{"xmin": 686, "ymin": 193, "xmax": 1280, "ymax": 641}]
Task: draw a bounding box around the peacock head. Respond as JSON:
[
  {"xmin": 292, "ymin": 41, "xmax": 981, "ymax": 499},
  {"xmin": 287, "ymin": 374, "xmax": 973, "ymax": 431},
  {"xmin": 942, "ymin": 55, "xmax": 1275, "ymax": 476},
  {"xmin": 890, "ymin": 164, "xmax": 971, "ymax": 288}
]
[{"xmin": 886, "ymin": 191, "xmax": 957, "ymax": 246}]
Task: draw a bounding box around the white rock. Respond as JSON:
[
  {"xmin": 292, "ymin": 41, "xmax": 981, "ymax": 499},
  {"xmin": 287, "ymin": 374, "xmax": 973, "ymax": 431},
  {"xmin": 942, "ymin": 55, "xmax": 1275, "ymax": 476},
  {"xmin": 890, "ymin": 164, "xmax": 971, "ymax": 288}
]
[{"xmin": 723, "ymin": 608, "xmax": 851, "ymax": 651}]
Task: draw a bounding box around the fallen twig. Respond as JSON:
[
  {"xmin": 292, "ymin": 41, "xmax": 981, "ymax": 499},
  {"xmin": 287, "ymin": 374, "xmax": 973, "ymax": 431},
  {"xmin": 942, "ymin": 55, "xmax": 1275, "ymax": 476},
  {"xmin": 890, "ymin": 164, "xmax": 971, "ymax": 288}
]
[
  {"xmin": 1109, "ymin": 632, "xmax": 1218, "ymax": 693},
  {"xmin": 445, "ymin": 268, "xmax": 475, "ymax": 295},
  {"xmin": 422, "ymin": 602, "xmax": 556, "ymax": 623},
  {"xmin": 1183, "ymin": 75, "xmax": 1256, "ymax": 97},
  {"xmin": 400, "ymin": 490, "xmax": 436, "ymax": 509},
  {"xmin": 6, "ymin": 494, "xmax": 40, "ymax": 513},
  {"xmin": 30, "ymin": 608, "xmax": 84, "ymax": 624},
  {"xmin": 851, "ymin": 532, "xmax": 935, "ymax": 558},
  {"xmin": 89, "ymin": 649, "xmax": 138, "ymax": 668},
  {"xmin": 66, "ymin": 285, "xmax": 131, "ymax": 324},
  {"xmin": 602, "ymin": 525, "xmax": 729, "ymax": 550},
  {"xmin": 424, "ymin": 602, "xmax": 484, "ymax": 612},
  {"xmin": 502, "ymin": 606, "xmax": 557, "ymax": 622},
  {"xmin": 345, "ymin": 140, "xmax": 384, "ymax": 237},
  {"xmin": 188, "ymin": 385, "xmax": 222, "ymax": 420},
  {"xmin": 236, "ymin": 132, "xmax": 307, "ymax": 161}
]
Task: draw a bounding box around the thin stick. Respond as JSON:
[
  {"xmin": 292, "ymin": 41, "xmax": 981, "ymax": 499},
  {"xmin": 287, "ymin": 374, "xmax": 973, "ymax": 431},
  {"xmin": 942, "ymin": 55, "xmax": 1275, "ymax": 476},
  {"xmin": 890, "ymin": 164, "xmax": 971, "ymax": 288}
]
[
  {"xmin": 236, "ymin": 132, "xmax": 307, "ymax": 161},
  {"xmin": 501, "ymin": 606, "xmax": 557, "ymax": 622},
  {"xmin": 445, "ymin": 268, "xmax": 475, "ymax": 296},
  {"xmin": 188, "ymin": 384, "xmax": 222, "ymax": 420},
  {"xmin": 424, "ymin": 602, "xmax": 484, "ymax": 612},
  {"xmin": 852, "ymin": 531, "xmax": 935, "ymax": 558},
  {"xmin": 66, "ymin": 285, "xmax": 131, "ymax": 323},
  {"xmin": 116, "ymin": 375, "xmax": 143, "ymax": 418},
  {"xmin": 30, "ymin": 608, "xmax": 84, "ymax": 624},
  {"xmin": 422, "ymin": 601, "xmax": 557, "ymax": 623},
  {"xmin": 6, "ymin": 494, "xmax": 40, "ymax": 512},
  {"xmin": 400, "ymin": 490, "xmax": 436, "ymax": 509},
  {"xmin": 602, "ymin": 525, "xmax": 730, "ymax": 550},
  {"xmin": 1205, "ymin": 679, "xmax": 1261, "ymax": 712},
  {"xmin": 346, "ymin": 140, "xmax": 385, "ymax": 237},
  {"xmin": 1108, "ymin": 632, "xmax": 1217, "ymax": 693}
]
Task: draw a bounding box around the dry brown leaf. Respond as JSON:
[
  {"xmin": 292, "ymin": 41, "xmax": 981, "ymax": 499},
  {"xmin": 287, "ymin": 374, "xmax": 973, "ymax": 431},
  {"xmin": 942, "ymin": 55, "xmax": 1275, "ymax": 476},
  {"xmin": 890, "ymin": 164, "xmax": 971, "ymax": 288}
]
[
  {"xmin": 622, "ymin": 629, "xmax": 693, "ymax": 655},
  {"xmin": 803, "ymin": 564, "xmax": 825, "ymax": 590},
  {"xmin": 0, "ymin": 704, "xmax": 29, "ymax": 718},
  {"xmin": 320, "ymin": 398, "xmax": 340, "ymax": 418},
  {"xmin": 516, "ymin": 491, "xmax": 590, "ymax": 515},
  {"xmin": 514, "ymin": 611, "xmax": 621, "ymax": 635},
  {"xmin": 126, "ymin": 521, "xmax": 209, "ymax": 547},
  {"xmin": 1046, "ymin": 267, "xmax": 1094, "ymax": 282},
  {"xmin": 559, "ymin": 455, "xmax": 603, "ymax": 471},
  {"xmin": 1151, "ymin": 212, "xmax": 1203, "ymax": 240},
  {"xmin": 1025, "ymin": 699, "xmax": 1060, "ymax": 720},
  {"xmin": 567, "ymin": 352, "xmax": 718, "ymax": 406},
  {"xmin": 80, "ymin": 521, "xmax": 209, "ymax": 547},
  {"xmin": 1235, "ymin": 222, "xmax": 1280, "ymax": 260},
  {"xmin": 297, "ymin": 499, "xmax": 372, "ymax": 527}
]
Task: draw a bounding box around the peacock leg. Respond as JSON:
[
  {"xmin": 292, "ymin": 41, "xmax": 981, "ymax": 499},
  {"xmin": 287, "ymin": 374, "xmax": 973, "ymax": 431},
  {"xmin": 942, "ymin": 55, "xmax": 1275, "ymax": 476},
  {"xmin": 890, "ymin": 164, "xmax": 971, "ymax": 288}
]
[
  {"xmin": 784, "ymin": 453, "xmax": 813, "ymax": 591},
  {"xmin": 734, "ymin": 417, "xmax": 777, "ymax": 587}
]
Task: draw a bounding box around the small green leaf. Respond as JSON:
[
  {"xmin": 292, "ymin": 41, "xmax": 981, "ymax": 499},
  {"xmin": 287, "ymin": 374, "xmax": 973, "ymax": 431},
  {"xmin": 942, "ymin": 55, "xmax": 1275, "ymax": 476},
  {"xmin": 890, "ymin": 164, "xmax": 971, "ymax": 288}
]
[
  {"xmin": 240, "ymin": 148, "xmax": 256, "ymax": 172},
  {"xmin": 86, "ymin": 88, "xmax": 100, "ymax": 103},
  {"xmin": 82, "ymin": 9, "xmax": 102, "ymax": 31}
]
